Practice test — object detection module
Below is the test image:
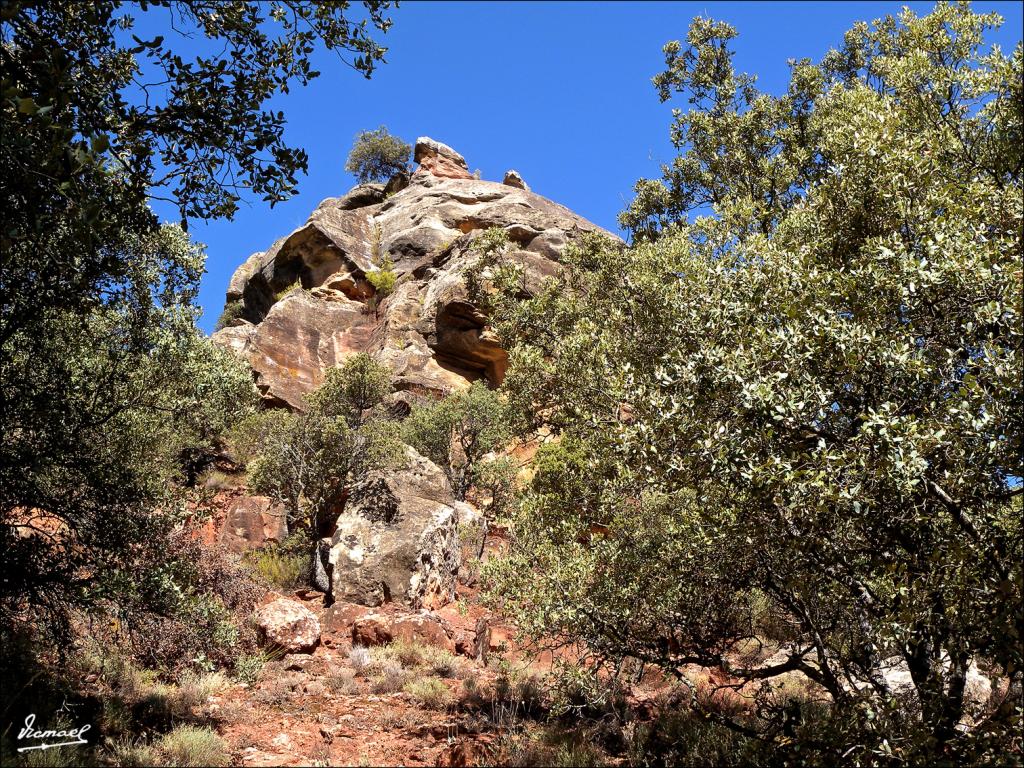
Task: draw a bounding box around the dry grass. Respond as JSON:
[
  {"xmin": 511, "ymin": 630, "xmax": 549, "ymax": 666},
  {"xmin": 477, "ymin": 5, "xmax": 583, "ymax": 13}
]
[
  {"xmin": 156, "ymin": 725, "xmax": 230, "ymax": 767},
  {"xmin": 370, "ymin": 638, "xmax": 465, "ymax": 678},
  {"xmin": 371, "ymin": 660, "xmax": 410, "ymax": 694},
  {"xmin": 327, "ymin": 667, "xmax": 360, "ymax": 694},
  {"xmin": 404, "ymin": 677, "xmax": 454, "ymax": 710}
]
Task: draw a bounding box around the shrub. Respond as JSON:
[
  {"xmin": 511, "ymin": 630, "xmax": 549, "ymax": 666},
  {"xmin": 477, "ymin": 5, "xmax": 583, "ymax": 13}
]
[
  {"xmin": 274, "ymin": 280, "xmax": 301, "ymax": 302},
  {"xmin": 108, "ymin": 736, "xmax": 161, "ymax": 767},
  {"xmin": 403, "ymin": 381, "xmax": 511, "ymax": 500},
  {"xmin": 226, "ymin": 408, "xmax": 291, "ymax": 468},
  {"xmin": 248, "ymin": 354, "xmax": 403, "ymax": 549},
  {"xmin": 233, "ymin": 653, "xmax": 267, "ymax": 685},
  {"xmin": 328, "ymin": 668, "xmax": 360, "ymax": 694},
  {"xmin": 345, "ymin": 126, "xmax": 410, "ymax": 183},
  {"xmin": 156, "ymin": 725, "xmax": 230, "ymax": 767},
  {"xmin": 626, "ymin": 707, "xmax": 756, "ymax": 768},
  {"xmin": 404, "ymin": 677, "xmax": 454, "ymax": 710},
  {"xmin": 371, "ymin": 660, "xmax": 409, "ymax": 694},
  {"xmin": 244, "ymin": 544, "xmax": 306, "ymax": 591},
  {"xmin": 348, "ymin": 645, "xmax": 372, "ymax": 671},
  {"xmin": 213, "ymin": 299, "xmax": 244, "ymax": 331},
  {"xmin": 484, "ymin": 4, "xmax": 1024, "ymax": 759},
  {"xmin": 366, "ymin": 254, "xmax": 397, "ymax": 301}
]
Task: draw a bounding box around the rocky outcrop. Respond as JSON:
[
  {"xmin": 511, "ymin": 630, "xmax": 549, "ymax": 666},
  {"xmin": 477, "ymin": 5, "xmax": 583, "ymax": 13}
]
[
  {"xmin": 502, "ymin": 169, "xmax": 529, "ymax": 191},
  {"xmin": 219, "ymin": 495, "xmax": 288, "ymax": 553},
  {"xmin": 413, "ymin": 137, "xmax": 472, "ymax": 180},
  {"xmin": 213, "ymin": 136, "xmax": 619, "ymax": 409},
  {"xmin": 255, "ymin": 598, "xmax": 322, "ymax": 653},
  {"xmin": 328, "ymin": 447, "xmax": 461, "ymax": 610}
]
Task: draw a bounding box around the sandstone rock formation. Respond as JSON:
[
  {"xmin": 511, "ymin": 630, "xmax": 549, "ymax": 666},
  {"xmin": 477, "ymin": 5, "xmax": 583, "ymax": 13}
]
[
  {"xmin": 502, "ymin": 169, "xmax": 529, "ymax": 191},
  {"xmin": 328, "ymin": 447, "xmax": 462, "ymax": 610},
  {"xmin": 413, "ymin": 136, "xmax": 472, "ymax": 180},
  {"xmin": 255, "ymin": 597, "xmax": 322, "ymax": 653},
  {"xmin": 212, "ymin": 136, "xmax": 619, "ymax": 409},
  {"xmin": 351, "ymin": 612, "xmax": 455, "ymax": 653},
  {"xmin": 219, "ymin": 495, "xmax": 289, "ymax": 553}
]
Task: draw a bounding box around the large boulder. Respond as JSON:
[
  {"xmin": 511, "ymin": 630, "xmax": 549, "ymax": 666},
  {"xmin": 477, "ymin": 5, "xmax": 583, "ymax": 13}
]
[
  {"xmin": 219, "ymin": 495, "xmax": 288, "ymax": 553},
  {"xmin": 414, "ymin": 136, "xmax": 472, "ymax": 180},
  {"xmin": 255, "ymin": 598, "xmax": 321, "ymax": 653},
  {"xmin": 351, "ymin": 612, "xmax": 455, "ymax": 653},
  {"xmin": 213, "ymin": 137, "xmax": 621, "ymax": 406},
  {"xmin": 328, "ymin": 447, "xmax": 461, "ymax": 610}
]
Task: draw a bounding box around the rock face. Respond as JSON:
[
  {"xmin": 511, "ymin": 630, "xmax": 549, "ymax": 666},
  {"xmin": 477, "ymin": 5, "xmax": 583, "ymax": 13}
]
[
  {"xmin": 255, "ymin": 598, "xmax": 321, "ymax": 653},
  {"xmin": 219, "ymin": 495, "xmax": 289, "ymax": 553},
  {"xmin": 213, "ymin": 136, "xmax": 619, "ymax": 409},
  {"xmin": 328, "ymin": 447, "xmax": 462, "ymax": 610}
]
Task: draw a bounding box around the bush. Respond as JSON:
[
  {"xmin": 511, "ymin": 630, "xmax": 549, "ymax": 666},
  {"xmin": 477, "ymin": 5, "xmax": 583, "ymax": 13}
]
[
  {"xmin": 248, "ymin": 354, "xmax": 403, "ymax": 547},
  {"xmin": 345, "ymin": 126, "xmax": 410, "ymax": 183},
  {"xmin": 156, "ymin": 725, "xmax": 230, "ymax": 767},
  {"xmin": 404, "ymin": 677, "xmax": 454, "ymax": 710},
  {"xmin": 226, "ymin": 408, "xmax": 291, "ymax": 468},
  {"xmin": 328, "ymin": 668, "xmax": 360, "ymax": 694},
  {"xmin": 108, "ymin": 736, "xmax": 161, "ymax": 767},
  {"xmin": 626, "ymin": 707, "xmax": 757, "ymax": 768},
  {"xmin": 403, "ymin": 381, "xmax": 511, "ymax": 500},
  {"xmin": 233, "ymin": 653, "xmax": 268, "ymax": 686},
  {"xmin": 366, "ymin": 254, "xmax": 397, "ymax": 301},
  {"xmin": 348, "ymin": 645, "xmax": 372, "ymax": 671},
  {"xmin": 371, "ymin": 660, "xmax": 409, "ymax": 694},
  {"xmin": 274, "ymin": 280, "xmax": 301, "ymax": 302},
  {"xmin": 244, "ymin": 544, "xmax": 306, "ymax": 591},
  {"xmin": 213, "ymin": 299, "xmax": 244, "ymax": 331}
]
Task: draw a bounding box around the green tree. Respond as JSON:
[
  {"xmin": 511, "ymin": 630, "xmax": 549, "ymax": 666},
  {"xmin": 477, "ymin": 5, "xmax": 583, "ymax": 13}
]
[
  {"xmin": 366, "ymin": 254, "xmax": 398, "ymax": 300},
  {"xmin": 1, "ymin": 0, "xmax": 395, "ymax": 639},
  {"xmin": 1, "ymin": 224, "xmax": 259, "ymax": 639},
  {"xmin": 404, "ymin": 381, "xmax": 511, "ymax": 501},
  {"xmin": 485, "ymin": 5, "xmax": 1022, "ymax": 763},
  {"xmin": 248, "ymin": 354, "xmax": 403, "ymax": 542},
  {"xmin": 345, "ymin": 125, "xmax": 411, "ymax": 183}
]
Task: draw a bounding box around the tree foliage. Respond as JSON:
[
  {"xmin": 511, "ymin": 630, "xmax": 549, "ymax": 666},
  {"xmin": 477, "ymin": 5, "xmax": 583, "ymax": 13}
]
[
  {"xmin": 1, "ymin": 0, "xmax": 394, "ymax": 642},
  {"xmin": 0, "ymin": 224, "xmax": 259, "ymax": 639},
  {"xmin": 344, "ymin": 125, "xmax": 411, "ymax": 183},
  {"xmin": 248, "ymin": 354, "xmax": 403, "ymax": 540},
  {"xmin": 404, "ymin": 381, "xmax": 512, "ymax": 501},
  {"xmin": 486, "ymin": 5, "xmax": 1022, "ymax": 763}
]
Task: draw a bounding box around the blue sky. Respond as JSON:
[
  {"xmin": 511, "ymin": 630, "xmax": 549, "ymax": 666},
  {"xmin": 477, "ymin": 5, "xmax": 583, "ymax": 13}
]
[{"xmin": 131, "ymin": 1, "xmax": 1023, "ymax": 334}]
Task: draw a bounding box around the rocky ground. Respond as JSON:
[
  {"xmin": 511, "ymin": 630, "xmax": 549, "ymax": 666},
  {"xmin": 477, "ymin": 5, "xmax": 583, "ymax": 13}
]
[{"xmin": 201, "ymin": 524, "xmax": 647, "ymax": 768}]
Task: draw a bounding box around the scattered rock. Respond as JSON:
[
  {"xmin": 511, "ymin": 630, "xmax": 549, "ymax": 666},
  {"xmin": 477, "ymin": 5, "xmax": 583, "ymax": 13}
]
[
  {"xmin": 255, "ymin": 598, "xmax": 321, "ymax": 653},
  {"xmin": 323, "ymin": 600, "xmax": 374, "ymax": 632},
  {"xmin": 351, "ymin": 614, "xmax": 394, "ymax": 647},
  {"xmin": 501, "ymin": 169, "xmax": 529, "ymax": 191},
  {"xmin": 350, "ymin": 611, "xmax": 456, "ymax": 652}
]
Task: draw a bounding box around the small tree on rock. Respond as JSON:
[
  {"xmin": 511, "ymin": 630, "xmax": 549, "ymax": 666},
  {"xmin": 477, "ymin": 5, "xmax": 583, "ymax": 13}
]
[{"xmin": 345, "ymin": 126, "xmax": 411, "ymax": 183}]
